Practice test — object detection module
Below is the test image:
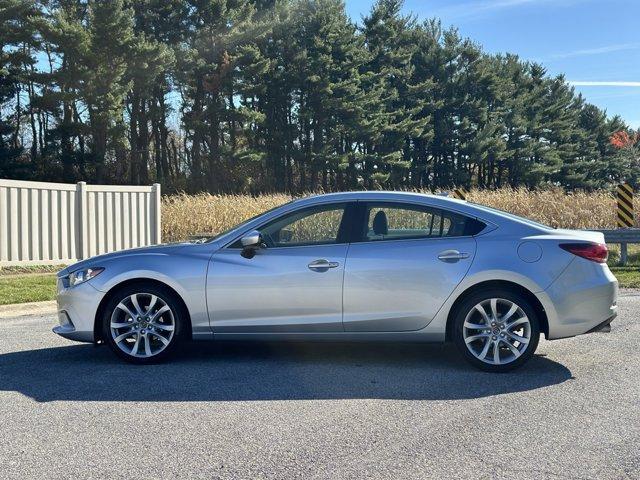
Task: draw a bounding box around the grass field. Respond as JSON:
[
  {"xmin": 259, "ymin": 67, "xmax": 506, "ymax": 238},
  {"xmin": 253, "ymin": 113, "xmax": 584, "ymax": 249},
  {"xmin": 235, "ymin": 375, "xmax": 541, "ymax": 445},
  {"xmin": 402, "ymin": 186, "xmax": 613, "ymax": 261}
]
[
  {"xmin": 609, "ymin": 267, "xmax": 640, "ymax": 288},
  {"xmin": 0, "ymin": 274, "xmax": 57, "ymax": 306}
]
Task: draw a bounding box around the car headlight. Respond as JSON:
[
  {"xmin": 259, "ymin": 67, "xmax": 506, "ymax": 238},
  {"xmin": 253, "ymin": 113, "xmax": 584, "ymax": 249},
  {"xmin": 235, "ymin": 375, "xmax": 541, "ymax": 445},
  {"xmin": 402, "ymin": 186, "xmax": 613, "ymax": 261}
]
[{"xmin": 68, "ymin": 267, "xmax": 104, "ymax": 287}]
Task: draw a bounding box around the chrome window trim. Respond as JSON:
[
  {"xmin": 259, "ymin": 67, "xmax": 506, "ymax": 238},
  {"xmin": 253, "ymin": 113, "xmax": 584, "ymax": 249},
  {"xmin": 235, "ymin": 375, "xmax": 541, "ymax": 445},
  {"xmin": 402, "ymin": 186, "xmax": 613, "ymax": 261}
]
[
  {"xmin": 348, "ymin": 234, "xmax": 478, "ymax": 246},
  {"xmin": 219, "ymin": 197, "xmax": 496, "ymax": 251}
]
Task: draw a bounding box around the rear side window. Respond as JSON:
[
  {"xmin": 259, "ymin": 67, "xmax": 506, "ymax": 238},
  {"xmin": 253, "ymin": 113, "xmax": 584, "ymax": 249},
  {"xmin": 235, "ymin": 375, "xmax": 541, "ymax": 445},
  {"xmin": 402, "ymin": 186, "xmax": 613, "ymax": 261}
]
[{"xmin": 360, "ymin": 203, "xmax": 485, "ymax": 242}]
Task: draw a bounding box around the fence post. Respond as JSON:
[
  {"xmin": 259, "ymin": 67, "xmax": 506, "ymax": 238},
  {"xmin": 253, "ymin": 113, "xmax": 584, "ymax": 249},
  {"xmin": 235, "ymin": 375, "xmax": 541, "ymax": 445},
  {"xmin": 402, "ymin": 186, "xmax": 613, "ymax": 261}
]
[
  {"xmin": 76, "ymin": 181, "xmax": 88, "ymax": 260},
  {"xmin": 152, "ymin": 183, "xmax": 161, "ymax": 244},
  {"xmin": 616, "ymin": 183, "xmax": 634, "ymax": 228},
  {"xmin": 615, "ymin": 183, "xmax": 634, "ymax": 265},
  {"xmin": 452, "ymin": 187, "xmax": 468, "ymax": 200}
]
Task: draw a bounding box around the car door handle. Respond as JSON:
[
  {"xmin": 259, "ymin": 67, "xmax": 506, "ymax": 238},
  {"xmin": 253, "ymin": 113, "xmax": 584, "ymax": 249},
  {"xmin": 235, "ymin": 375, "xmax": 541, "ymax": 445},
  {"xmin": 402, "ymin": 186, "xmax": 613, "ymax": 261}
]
[
  {"xmin": 308, "ymin": 259, "xmax": 340, "ymax": 270},
  {"xmin": 437, "ymin": 250, "xmax": 470, "ymax": 261}
]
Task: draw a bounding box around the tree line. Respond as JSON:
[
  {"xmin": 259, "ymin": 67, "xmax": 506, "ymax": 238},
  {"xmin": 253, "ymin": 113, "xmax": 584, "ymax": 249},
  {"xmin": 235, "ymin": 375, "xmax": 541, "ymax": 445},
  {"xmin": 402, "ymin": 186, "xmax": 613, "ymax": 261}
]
[{"xmin": 1, "ymin": 0, "xmax": 639, "ymax": 193}]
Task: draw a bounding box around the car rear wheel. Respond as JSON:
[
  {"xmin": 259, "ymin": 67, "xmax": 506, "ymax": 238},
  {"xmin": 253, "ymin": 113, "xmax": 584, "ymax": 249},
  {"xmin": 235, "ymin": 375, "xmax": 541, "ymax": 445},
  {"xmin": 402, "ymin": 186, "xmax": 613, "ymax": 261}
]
[
  {"xmin": 453, "ymin": 289, "xmax": 540, "ymax": 372},
  {"xmin": 102, "ymin": 284, "xmax": 186, "ymax": 364}
]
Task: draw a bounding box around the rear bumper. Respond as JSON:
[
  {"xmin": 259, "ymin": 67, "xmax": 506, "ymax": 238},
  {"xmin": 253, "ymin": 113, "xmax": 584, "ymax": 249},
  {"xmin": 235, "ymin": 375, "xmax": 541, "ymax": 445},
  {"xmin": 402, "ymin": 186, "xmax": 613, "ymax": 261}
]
[
  {"xmin": 585, "ymin": 314, "xmax": 616, "ymax": 334},
  {"xmin": 536, "ymin": 258, "xmax": 618, "ymax": 340}
]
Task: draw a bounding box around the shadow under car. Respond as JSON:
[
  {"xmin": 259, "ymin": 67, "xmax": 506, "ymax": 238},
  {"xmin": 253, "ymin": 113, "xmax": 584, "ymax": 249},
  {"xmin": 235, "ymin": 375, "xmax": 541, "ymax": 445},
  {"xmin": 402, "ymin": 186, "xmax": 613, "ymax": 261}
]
[{"xmin": 0, "ymin": 341, "xmax": 572, "ymax": 403}]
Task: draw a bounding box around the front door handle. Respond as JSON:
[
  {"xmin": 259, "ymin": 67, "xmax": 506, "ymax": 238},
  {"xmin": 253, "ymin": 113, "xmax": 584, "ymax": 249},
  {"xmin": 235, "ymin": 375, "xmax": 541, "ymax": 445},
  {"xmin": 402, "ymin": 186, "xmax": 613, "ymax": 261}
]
[
  {"xmin": 308, "ymin": 259, "xmax": 340, "ymax": 270},
  {"xmin": 438, "ymin": 250, "xmax": 470, "ymax": 262}
]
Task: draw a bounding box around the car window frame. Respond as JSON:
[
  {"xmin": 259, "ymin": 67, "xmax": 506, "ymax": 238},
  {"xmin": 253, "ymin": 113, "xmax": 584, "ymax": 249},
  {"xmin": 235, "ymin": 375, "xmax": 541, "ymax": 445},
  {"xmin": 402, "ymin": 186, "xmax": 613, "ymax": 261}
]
[
  {"xmin": 225, "ymin": 201, "xmax": 357, "ymax": 250},
  {"xmin": 351, "ymin": 200, "xmax": 486, "ymax": 244}
]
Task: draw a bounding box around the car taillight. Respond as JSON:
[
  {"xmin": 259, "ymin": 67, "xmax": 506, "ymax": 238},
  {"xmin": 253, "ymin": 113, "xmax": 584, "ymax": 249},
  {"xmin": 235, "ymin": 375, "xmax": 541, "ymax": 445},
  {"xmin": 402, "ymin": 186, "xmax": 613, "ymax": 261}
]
[{"xmin": 560, "ymin": 243, "xmax": 608, "ymax": 263}]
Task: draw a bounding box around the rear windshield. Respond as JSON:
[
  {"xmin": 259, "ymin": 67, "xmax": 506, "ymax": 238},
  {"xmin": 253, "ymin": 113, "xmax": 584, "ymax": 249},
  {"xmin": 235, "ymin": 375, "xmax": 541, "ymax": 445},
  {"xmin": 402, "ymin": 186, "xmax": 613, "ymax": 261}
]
[{"xmin": 469, "ymin": 203, "xmax": 554, "ymax": 229}]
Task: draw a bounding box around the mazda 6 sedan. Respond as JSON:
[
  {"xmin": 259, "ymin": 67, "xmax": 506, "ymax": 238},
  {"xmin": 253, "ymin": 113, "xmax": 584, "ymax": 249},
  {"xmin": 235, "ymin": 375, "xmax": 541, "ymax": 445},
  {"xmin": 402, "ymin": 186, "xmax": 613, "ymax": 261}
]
[{"xmin": 54, "ymin": 191, "xmax": 618, "ymax": 372}]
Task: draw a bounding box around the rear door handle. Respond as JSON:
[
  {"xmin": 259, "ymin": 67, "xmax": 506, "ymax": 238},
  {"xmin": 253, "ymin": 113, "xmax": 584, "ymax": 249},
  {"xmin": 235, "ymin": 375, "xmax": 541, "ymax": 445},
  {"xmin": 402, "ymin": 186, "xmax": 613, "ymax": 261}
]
[
  {"xmin": 438, "ymin": 250, "xmax": 470, "ymax": 262},
  {"xmin": 308, "ymin": 259, "xmax": 340, "ymax": 270}
]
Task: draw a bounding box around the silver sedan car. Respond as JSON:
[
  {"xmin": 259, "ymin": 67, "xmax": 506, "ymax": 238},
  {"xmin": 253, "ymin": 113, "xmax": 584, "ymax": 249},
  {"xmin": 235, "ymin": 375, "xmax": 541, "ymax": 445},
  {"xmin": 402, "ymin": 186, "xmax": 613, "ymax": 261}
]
[{"xmin": 54, "ymin": 191, "xmax": 617, "ymax": 372}]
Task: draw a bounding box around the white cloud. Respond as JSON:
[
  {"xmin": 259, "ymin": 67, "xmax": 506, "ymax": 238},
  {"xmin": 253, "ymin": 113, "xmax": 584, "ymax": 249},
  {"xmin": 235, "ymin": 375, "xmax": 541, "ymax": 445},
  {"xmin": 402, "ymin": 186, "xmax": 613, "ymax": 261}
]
[
  {"xmin": 433, "ymin": 0, "xmax": 588, "ymax": 21},
  {"xmin": 569, "ymin": 81, "xmax": 640, "ymax": 87},
  {"xmin": 550, "ymin": 43, "xmax": 640, "ymax": 59}
]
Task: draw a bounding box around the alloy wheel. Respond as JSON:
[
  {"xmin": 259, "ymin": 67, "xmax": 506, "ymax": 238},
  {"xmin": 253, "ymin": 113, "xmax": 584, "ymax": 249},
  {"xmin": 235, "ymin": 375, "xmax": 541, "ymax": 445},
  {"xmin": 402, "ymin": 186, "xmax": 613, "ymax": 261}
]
[
  {"xmin": 462, "ymin": 297, "xmax": 531, "ymax": 366},
  {"xmin": 109, "ymin": 293, "xmax": 176, "ymax": 358}
]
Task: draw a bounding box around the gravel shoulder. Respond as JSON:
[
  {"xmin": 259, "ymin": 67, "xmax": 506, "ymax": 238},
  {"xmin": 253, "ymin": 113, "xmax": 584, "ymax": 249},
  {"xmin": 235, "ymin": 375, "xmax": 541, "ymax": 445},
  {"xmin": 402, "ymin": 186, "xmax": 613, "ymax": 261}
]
[{"xmin": 0, "ymin": 301, "xmax": 57, "ymax": 319}]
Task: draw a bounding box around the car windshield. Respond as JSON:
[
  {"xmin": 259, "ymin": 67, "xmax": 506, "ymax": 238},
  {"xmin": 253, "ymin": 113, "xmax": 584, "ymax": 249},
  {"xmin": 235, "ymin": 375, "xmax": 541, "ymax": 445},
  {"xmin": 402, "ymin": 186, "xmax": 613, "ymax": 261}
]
[
  {"xmin": 201, "ymin": 201, "xmax": 294, "ymax": 243},
  {"xmin": 469, "ymin": 203, "xmax": 555, "ymax": 229}
]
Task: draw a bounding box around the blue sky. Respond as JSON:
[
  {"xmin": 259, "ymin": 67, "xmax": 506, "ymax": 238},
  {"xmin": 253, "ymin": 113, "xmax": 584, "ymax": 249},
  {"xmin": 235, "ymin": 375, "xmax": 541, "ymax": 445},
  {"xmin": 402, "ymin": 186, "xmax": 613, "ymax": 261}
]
[{"xmin": 346, "ymin": 0, "xmax": 640, "ymax": 128}]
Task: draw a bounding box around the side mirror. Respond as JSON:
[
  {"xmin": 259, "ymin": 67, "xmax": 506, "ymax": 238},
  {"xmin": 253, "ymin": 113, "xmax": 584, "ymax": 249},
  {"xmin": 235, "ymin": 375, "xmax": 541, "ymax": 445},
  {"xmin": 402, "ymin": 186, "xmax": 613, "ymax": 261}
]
[{"xmin": 240, "ymin": 230, "xmax": 263, "ymax": 259}]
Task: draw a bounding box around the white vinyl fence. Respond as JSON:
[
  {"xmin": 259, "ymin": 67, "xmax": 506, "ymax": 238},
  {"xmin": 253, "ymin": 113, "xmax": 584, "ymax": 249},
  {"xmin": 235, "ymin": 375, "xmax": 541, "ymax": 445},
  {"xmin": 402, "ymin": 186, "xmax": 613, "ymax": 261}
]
[{"xmin": 0, "ymin": 179, "xmax": 161, "ymax": 266}]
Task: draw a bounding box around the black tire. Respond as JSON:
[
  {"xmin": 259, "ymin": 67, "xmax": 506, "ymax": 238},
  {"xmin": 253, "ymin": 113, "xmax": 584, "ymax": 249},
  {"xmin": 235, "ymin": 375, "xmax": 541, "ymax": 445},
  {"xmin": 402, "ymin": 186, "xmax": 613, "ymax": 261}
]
[
  {"xmin": 101, "ymin": 283, "xmax": 187, "ymax": 364},
  {"xmin": 452, "ymin": 288, "xmax": 540, "ymax": 372}
]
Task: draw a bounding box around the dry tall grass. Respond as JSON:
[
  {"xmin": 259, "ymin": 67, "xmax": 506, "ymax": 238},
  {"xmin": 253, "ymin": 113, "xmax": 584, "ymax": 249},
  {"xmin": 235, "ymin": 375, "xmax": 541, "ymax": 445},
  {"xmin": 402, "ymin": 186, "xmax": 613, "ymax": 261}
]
[
  {"xmin": 161, "ymin": 188, "xmax": 620, "ymax": 241},
  {"xmin": 162, "ymin": 193, "xmax": 292, "ymax": 242},
  {"xmin": 465, "ymin": 188, "xmax": 617, "ymax": 230}
]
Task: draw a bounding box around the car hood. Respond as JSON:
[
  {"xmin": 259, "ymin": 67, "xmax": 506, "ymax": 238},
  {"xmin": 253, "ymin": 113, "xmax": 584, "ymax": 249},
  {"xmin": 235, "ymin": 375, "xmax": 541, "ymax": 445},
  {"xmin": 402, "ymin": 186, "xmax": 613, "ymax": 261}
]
[{"xmin": 57, "ymin": 243, "xmax": 191, "ymax": 277}]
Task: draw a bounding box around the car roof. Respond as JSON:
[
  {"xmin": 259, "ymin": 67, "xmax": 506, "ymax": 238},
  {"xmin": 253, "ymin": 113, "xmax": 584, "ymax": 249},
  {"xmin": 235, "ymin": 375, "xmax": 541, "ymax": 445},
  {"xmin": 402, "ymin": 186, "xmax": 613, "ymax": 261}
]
[
  {"xmin": 292, "ymin": 190, "xmax": 464, "ymax": 206},
  {"xmin": 290, "ymin": 191, "xmax": 472, "ymax": 215}
]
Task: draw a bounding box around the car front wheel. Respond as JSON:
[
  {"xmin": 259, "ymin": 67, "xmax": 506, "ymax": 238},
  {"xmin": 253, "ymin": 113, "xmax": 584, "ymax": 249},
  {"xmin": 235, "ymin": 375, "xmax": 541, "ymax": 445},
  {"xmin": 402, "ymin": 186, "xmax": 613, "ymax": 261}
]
[
  {"xmin": 453, "ymin": 289, "xmax": 540, "ymax": 372},
  {"xmin": 102, "ymin": 284, "xmax": 186, "ymax": 364}
]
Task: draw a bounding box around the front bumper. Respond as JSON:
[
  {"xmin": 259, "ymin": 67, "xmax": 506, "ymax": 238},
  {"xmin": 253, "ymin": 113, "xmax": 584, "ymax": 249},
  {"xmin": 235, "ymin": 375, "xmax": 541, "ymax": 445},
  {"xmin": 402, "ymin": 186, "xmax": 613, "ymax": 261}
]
[{"xmin": 53, "ymin": 277, "xmax": 105, "ymax": 343}]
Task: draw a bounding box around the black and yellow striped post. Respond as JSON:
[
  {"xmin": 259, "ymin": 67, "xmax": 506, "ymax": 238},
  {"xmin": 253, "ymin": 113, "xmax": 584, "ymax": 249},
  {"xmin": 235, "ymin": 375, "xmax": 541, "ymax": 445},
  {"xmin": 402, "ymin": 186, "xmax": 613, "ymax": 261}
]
[
  {"xmin": 452, "ymin": 187, "xmax": 468, "ymax": 201},
  {"xmin": 616, "ymin": 183, "xmax": 634, "ymax": 228}
]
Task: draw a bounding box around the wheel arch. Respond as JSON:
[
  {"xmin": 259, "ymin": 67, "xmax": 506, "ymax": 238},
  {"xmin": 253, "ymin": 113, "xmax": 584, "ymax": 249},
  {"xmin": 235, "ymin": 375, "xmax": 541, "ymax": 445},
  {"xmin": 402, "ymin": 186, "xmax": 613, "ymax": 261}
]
[
  {"xmin": 93, "ymin": 278, "xmax": 193, "ymax": 343},
  {"xmin": 445, "ymin": 280, "xmax": 549, "ymax": 341}
]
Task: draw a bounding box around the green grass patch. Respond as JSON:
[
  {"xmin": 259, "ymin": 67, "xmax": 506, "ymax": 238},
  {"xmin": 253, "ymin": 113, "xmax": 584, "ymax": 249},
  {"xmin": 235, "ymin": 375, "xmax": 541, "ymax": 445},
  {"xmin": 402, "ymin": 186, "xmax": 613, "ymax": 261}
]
[
  {"xmin": 0, "ymin": 264, "xmax": 66, "ymax": 276},
  {"xmin": 607, "ymin": 245, "xmax": 640, "ymax": 287},
  {"xmin": 608, "ymin": 247, "xmax": 640, "ymax": 267},
  {"xmin": 0, "ymin": 274, "xmax": 57, "ymax": 305},
  {"xmin": 610, "ymin": 267, "xmax": 640, "ymax": 289}
]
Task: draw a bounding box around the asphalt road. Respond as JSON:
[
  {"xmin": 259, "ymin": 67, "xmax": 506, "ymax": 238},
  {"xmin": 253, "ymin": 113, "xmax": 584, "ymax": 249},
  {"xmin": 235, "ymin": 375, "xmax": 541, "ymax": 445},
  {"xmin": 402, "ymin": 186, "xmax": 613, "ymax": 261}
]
[{"xmin": 0, "ymin": 295, "xmax": 638, "ymax": 480}]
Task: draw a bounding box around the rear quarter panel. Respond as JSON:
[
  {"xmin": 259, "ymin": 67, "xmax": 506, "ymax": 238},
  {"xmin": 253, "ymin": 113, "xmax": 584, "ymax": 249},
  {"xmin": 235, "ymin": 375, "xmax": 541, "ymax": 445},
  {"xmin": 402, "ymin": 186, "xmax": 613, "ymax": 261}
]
[
  {"xmin": 466, "ymin": 232, "xmax": 576, "ymax": 293},
  {"xmin": 417, "ymin": 225, "xmax": 576, "ymax": 340}
]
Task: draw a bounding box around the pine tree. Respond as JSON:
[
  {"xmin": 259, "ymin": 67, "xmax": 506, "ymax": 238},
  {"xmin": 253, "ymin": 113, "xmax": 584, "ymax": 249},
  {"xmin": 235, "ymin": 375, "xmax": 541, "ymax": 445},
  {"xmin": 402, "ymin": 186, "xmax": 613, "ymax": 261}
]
[
  {"xmin": 0, "ymin": 0, "xmax": 633, "ymax": 192},
  {"xmin": 37, "ymin": 0, "xmax": 91, "ymax": 181},
  {"xmin": 83, "ymin": 0, "xmax": 134, "ymax": 182},
  {"xmin": 361, "ymin": 0, "xmax": 428, "ymax": 188},
  {"xmin": 127, "ymin": 0, "xmax": 174, "ymax": 184},
  {"xmin": 289, "ymin": 0, "xmax": 368, "ymax": 189},
  {"xmin": 0, "ymin": 0, "xmax": 41, "ymax": 178},
  {"xmin": 177, "ymin": 0, "xmax": 260, "ymax": 192}
]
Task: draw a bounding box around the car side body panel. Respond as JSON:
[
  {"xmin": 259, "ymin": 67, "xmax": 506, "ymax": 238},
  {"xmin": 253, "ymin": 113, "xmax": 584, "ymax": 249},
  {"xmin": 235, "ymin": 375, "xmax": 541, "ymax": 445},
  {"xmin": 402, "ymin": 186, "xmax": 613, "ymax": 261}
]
[
  {"xmin": 207, "ymin": 244, "xmax": 349, "ymax": 333},
  {"xmin": 342, "ymin": 236, "xmax": 476, "ymax": 332}
]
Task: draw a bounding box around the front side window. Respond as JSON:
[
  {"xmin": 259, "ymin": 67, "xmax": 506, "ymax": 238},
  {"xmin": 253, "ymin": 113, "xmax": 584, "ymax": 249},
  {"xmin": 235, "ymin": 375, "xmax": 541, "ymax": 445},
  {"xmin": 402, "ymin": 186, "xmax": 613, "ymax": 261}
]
[
  {"xmin": 362, "ymin": 203, "xmax": 484, "ymax": 241},
  {"xmin": 259, "ymin": 203, "xmax": 348, "ymax": 247}
]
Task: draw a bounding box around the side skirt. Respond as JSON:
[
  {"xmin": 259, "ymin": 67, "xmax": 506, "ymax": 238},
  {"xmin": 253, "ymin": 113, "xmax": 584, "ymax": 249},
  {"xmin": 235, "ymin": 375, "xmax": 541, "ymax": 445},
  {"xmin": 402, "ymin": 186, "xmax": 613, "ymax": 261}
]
[{"xmin": 191, "ymin": 331, "xmax": 446, "ymax": 343}]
